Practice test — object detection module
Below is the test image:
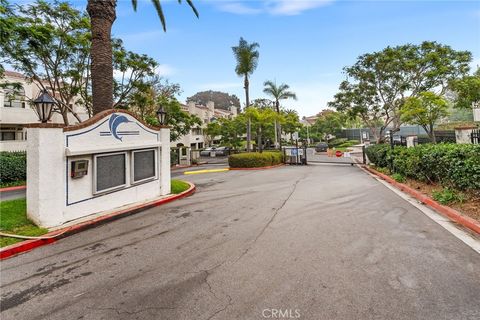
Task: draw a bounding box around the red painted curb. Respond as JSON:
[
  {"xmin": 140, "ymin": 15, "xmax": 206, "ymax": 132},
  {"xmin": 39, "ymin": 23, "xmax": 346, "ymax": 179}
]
[
  {"xmin": 363, "ymin": 166, "xmax": 480, "ymax": 235},
  {"xmin": 0, "ymin": 185, "xmax": 26, "ymax": 192},
  {"xmin": 229, "ymin": 163, "xmax": 285, "ymax": 171},
  {"xmin": 0, "ymin": 182, "xmax": 196, "ymax": 260}
]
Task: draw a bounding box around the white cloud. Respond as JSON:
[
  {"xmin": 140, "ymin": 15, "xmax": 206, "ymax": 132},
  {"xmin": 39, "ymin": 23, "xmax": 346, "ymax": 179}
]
[
  {"xmin": 156, "ymin": 64, "xmax": 176, "ymax": 77},
  {"xmin": 213, "ymin": 0, "xmax": 334, "ymax": 16},
  {"xmin": 267, "ymin": 0, "xmax": 334, "ymax": 16},
  {"xmin": 198, "ymin": 82, "xmax": 242, "ymax": 90},
  {"xmin": 217, "ymin": 2, "xmax": 262, "ymax": 15}
]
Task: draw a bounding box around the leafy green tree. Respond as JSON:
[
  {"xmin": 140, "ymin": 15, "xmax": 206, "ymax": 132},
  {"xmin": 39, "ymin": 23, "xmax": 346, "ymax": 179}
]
[
  {"xmin": 331, "ymin": 41, "xmax": 471, "ymax": 142},
  {"xmin": 263, "ymin": 80, "xmax": 297, "ymax": 147},
  {"xmin": 243, "ymin": 107, "xmax": 277, "ymax": 152},
  {"xmin": 204, "ymin": 121, "xmax": 221, "ymax": 146},
  {"xmin": 0, "ymin": 0, "xmax": 90, "ymax": 124},
  {"xmin": 400, "ymin": 92, "xmax": 449, "ymax": 143},
  {"xmin": 329, "ymin": 81, "xmax": 384, "ymax": 142},
  {"xmin": 232, "ymin": 37, "xmax": 260, "ymax": 151},
  {"xmin": 280, "ymin": 109, "xmax": 302, "ymax": 143},
  {"xmin": 449, "ymin": 68, "xmax": 480, "ymax": 110},
  {"xmin": 146, "ymin": 96, "xmax": 201, "ymax": 141},
  {"xmin": 87, "ymin": 0, "xmax": 198, "ymax": 115},
  {"xmin": 311, "ymin": 110, "xmax": 345, "ymax": 141},
  {"xmin": 186, "ymin": 90, "xmax": 240, "ymax": 111},
  {"xmin": 218, "ymin": 117, "xmax": 245, "ymax": 148},
  {"xmin": 112, "ymin": 39, "xmax": 158, "ymax": 108},
  {"xmin": 127, "ymin": 75, "xmax": 182, "ymax": 121},
  {"xmin": 0, "ymin": 0, "xmax": 162, "ymax": 122}
]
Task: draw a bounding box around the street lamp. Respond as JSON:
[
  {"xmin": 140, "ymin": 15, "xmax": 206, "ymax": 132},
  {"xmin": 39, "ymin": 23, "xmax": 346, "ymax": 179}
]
[
  {"xmin": 33, "ymin": 90, "xmax": 55, "ymax": 123},
  {"xmin": 156, "ymin": 104, "xmax": 168, "ymax": 126}
]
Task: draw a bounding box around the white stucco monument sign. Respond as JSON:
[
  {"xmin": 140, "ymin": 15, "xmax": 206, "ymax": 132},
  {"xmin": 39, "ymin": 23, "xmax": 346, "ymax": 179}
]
[{"xmin": 26, "ymin": 110, "xmax": 171, "ymax": 227}]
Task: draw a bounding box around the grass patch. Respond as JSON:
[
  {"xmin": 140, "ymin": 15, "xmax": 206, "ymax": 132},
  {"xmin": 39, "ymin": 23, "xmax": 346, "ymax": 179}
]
[
  {"xmin": 0, "ymin": 198, "xmax": 48, "ymax": 247},
  {"xmin": 392, "ymin": 173, "xmax": 406, "ymax": 183},
  {"xmin": 0, "ymin": 180, "xmax": 26, "ymax": 189},
  {"xmin": 171, "ymin": 180, "xmax": 190, "ymax": 194},
  {"xmin": 432, "ymin": 188, "xmax": 465, "ymax": 205}
]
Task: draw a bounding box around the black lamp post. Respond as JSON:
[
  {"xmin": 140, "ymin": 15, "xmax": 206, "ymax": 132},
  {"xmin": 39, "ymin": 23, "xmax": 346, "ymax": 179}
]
[
  {"xmin": 33, "ymin": 90, "xmax": 55, "ymax": 123},
  {"xmin": 156, "ymin": 105, "xmax": 168, "ymax": 126}
]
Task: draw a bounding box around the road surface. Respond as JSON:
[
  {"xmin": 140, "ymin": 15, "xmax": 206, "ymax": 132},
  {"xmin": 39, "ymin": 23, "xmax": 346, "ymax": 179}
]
[{"xmin": 1, "ymin": 165, "xmax": 479, "ymax": 319}]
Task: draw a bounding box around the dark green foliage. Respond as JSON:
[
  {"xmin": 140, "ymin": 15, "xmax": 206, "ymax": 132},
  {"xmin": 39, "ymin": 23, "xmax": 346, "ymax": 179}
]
[
  {"xmin": 432, "ymin": 188, "xmax": 465, "ymax": 205},
  {"xmin": 365, "ymin": 144, "xmax": 391, "ymax": 169},
  {"xmin": 391, "ymin": 173, "xmax": 406, "ymax": 183},
  {"xmin": 0, "ymin": 152, "xmax": 26, "ymax": 183},
  {"xmin": 327, "ymin": 138, "xmax": 348, "ymax": 148},
  {"xmin": 186, "ymin": 90, "xmax": 241, "ymax": 111},
  {"xmin": 228, "ymin": 152, "xmax": 283, "ymax": 168},
  {"xmin": 367, "ymin": 144, "xmax": 480, "ymax": 191}
]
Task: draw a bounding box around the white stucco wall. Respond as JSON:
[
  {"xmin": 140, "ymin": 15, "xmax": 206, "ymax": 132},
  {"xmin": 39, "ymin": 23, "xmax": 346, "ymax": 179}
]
[{"xmin": 26, "ymin": 111, "xmax": 171, "ymax": 228}]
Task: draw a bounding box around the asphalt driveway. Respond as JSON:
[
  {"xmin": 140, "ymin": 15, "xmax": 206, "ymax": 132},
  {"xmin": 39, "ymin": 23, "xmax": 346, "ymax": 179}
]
[{"xmin": 1, "ymin": 165, "xmax": 479, "ymax": 319}]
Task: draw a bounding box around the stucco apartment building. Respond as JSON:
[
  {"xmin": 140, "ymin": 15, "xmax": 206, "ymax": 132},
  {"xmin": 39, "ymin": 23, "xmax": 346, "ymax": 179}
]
[
  {"xmin": 0, "ymin": 71, "xmax": 88, "ymax": 152},
  {"xmin": 173, "ymin": 101, "xmax": 237, "ymax": 149}
]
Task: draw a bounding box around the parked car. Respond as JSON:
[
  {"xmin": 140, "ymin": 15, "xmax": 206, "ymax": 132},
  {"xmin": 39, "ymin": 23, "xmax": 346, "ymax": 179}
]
[
  {"xmin": 214, "ymin": 146, "xmax": 232, "ymax": 156},
  {"xmin": 200, "ymin": 147, "xmax": 216, "ymax": 157},
  {"xmin": 315, "ymin": 142, "xmax": 328, "ymax": 152}
]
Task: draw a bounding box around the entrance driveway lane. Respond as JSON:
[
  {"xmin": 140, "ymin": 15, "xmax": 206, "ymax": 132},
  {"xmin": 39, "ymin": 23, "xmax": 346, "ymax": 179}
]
[{"xmin": 1, "ymin": 165, "xmax": 479, "ymax": 320}]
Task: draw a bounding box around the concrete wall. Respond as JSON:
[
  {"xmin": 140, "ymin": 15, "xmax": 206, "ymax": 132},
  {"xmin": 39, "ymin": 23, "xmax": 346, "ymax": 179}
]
[{"xmin": 26, "ymin": 111, "xmax": 171, "ymax": 228}]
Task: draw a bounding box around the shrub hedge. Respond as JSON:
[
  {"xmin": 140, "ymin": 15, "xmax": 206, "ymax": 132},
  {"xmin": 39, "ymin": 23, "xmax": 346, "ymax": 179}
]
[
  {"xmin": 228, "ymin": 151, "xmax": 284, "ymax": 168},
  {"xmin": 0, "ymin": 151, "xmax": 27, "ymax": 183},
  {"xmin": 366, "ymin": 144, "xmax": 480, "ymax": 191}
]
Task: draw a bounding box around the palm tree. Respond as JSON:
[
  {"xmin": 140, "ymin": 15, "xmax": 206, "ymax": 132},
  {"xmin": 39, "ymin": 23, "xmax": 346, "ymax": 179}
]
[
  {"xmin": 263, "ymin": 80, "xmax": 297, "ymax": 148},
  {"xmin": 87, "ymin": 0, "xmax": 198, "ymax": 115},
  {"xmin": 232, "ymin": 37, "xmax": 259, "ymax": 151}
]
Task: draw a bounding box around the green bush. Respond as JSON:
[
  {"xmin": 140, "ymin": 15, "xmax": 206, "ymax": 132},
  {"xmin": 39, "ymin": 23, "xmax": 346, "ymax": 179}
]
[
  {"xmin": 367, "ymin": 144, "xmax": 480, "ymax": 191},
  {"xmin": 228, "ymin": 152, "xmax": 284, "ymax": 168},
  {"xmin": 365, "ymin": 144, "xmax": 391, "ymax": 168},
  {"xmin": 432, "ymin": 188, "xmax": 465, "ymax": 205},
  {"xmin": 0, "ymin": 152, "xmax": 26, "ymax": 183},
  {"xmin": 392, "ymin": 173, "xmax": 406, "ymax": 183},
  {"xmin": 327, "ymin": 138, "xmax": 348, "ymax": 148}
]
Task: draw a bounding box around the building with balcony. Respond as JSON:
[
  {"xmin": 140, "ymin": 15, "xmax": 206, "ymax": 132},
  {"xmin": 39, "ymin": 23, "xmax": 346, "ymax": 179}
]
[
  {"xmin": 173, "ymin": 101, "xmax": 237, "ymax": 149},
  {"xmin": 0, "ymin": 71, "xmax": 88, "ymax": 151}
]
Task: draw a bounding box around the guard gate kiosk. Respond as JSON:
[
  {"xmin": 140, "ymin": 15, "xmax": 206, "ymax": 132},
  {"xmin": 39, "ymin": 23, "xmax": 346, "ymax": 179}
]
[{"xmin": 26, "ymin": 110, "xmax": 171, "ymax": 228}]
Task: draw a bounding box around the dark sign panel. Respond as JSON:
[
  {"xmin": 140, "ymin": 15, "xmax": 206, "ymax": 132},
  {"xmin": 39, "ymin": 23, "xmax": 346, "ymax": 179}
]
[
  {"xmin": 133, "ymin": 150, "xmax": 156, "ymax": 182},
  {"xmin": 96, "ymin": 153, "xmax": 126, "ymax": 192}
]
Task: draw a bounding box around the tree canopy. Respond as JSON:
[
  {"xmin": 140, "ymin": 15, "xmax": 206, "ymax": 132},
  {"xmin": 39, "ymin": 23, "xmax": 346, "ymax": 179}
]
[
  {"xmin": 186, "ymin": 90, "xmax": 240, "ymax": 111},
  {"xmin": 329, "ymin": 41, "xmax": 472, "ymax": 142}
]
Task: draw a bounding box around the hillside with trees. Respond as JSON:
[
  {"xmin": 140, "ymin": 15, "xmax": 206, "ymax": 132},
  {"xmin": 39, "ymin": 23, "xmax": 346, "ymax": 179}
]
[{"xmin": 186, "ymin": 90, "xmax": 241, "ymax": 111}]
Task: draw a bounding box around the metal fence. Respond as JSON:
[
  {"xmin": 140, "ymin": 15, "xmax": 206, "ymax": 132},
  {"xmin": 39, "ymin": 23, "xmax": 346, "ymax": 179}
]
[{"xmin": 471, "ymin": 129, "xmax": 479, "ymax": 144}]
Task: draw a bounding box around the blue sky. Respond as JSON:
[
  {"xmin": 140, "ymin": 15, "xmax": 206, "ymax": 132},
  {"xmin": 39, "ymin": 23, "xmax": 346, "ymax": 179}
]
[{"xmin": 44, "ymin": 1, "xmax": 480, "ymax": 116}]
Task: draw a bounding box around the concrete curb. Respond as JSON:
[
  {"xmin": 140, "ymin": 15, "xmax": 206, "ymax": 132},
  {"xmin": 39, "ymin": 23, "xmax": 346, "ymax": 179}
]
[
  {"xmin": 363, "ymin": 165, "xmax": 480, "ymax": 235},
  {"xmin": 0, "ymin": 185, "xmax": 27, "ymax": 193},
  {"xmin": 229, "ymin": 163, "xmax": 285, "ymax": 171},
  {"xmin": 0, "ymin": 182, "xmax": 196, "ymax": 260}
]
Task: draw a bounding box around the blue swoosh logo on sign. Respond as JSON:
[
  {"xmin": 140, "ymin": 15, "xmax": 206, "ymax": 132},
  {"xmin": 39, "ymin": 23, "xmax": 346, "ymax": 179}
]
[{"xmin": 108, "ymin": 114, "xmax": 131, "ymax": 141}]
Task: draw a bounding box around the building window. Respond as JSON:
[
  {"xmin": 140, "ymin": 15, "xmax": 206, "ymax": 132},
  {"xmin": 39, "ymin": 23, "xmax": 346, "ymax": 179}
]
[
  {"xmin": 131, "ymin": 149, "xmax": 157, "ymax": 184},
  {"xmin": 191, "ymin": 128, "xmax": 203, "ymax": 135},
  {"xmin": 1, "ymin": 132, "xmax": 16, "ymax": 141},
  {"xmin": 3, "ymin": 84, "xmax": 25, "ymax": 108},
  {"xmin": 94, "ymin": 152, "xmax": 127, "ymax": 194}
]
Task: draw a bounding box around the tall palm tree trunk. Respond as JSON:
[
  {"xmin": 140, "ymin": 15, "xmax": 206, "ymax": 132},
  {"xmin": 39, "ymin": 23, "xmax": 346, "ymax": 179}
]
[
  {"xmin": 244, "ymin": 74, "xmax": 251, "ymax": 152},
  {"xmin": 275, "ymin": 99, "xmax": 282, "ymax": 149},
  {"xmin": 87, "ymin": 0, "xmax": 117, "ymax": 115}
]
